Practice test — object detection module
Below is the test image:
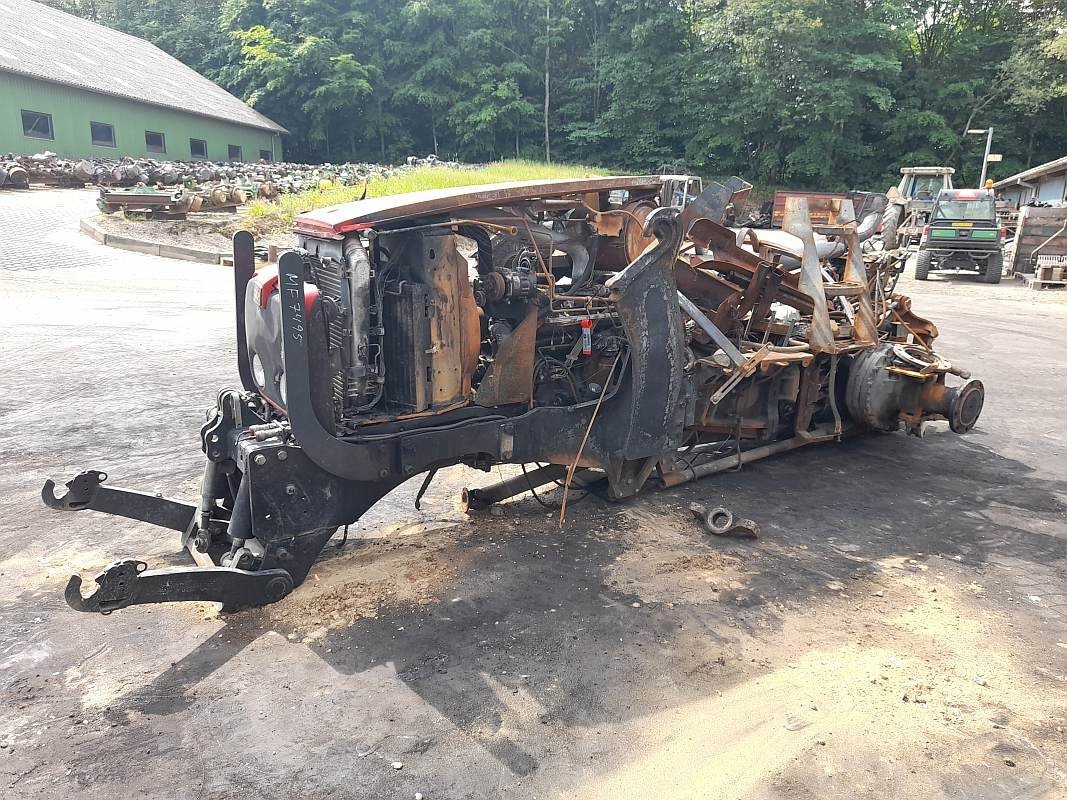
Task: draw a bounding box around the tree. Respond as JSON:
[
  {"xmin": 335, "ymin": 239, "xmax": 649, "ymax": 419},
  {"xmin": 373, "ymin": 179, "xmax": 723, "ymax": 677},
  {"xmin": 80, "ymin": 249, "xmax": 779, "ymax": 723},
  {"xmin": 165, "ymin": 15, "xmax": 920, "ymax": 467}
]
[
  {"xmin": 47, "ymin": 0, "xmax": 1067, "ymax": 179},
  {"xmin": 686, "ymin": 0, "xmax": 901, "ymax": 187}
]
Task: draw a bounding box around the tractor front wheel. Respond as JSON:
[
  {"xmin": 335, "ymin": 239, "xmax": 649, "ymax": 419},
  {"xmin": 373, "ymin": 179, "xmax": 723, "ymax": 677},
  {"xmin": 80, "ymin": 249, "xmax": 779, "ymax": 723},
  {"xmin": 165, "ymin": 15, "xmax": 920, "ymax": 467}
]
[{"xmin": 914, "ymin": 250, "xmax": 932, "ymax": 281}]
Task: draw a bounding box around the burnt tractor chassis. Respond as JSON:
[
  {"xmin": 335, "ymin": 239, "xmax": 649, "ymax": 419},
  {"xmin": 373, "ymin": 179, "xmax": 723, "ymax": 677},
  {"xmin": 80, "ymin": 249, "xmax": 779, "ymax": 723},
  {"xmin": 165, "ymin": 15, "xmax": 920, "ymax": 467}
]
[{"xmin": 44, "ymin": 176, "xmax": 984, "ymax": 614}]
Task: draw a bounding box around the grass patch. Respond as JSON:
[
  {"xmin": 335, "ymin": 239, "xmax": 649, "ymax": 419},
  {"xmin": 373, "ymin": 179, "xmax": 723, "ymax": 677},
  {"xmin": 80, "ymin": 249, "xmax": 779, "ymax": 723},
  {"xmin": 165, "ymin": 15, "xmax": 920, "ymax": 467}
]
[{"xmin": 239, "ymin": 159, "xmax": 609, "ymax": 238}]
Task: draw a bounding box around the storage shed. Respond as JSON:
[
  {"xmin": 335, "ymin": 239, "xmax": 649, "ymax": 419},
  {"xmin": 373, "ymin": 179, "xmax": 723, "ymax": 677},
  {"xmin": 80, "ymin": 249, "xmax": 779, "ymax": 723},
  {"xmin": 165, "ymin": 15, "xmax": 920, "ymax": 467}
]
[{"xmin": 994, "ymin": 156, "xmax": 1067, "ymax": 207}]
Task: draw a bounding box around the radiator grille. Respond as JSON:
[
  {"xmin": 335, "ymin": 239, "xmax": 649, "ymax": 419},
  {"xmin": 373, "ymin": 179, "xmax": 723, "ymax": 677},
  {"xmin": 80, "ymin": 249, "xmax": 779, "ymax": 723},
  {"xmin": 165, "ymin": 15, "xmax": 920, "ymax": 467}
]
[
  {"xmin": 382, "ymin": 282, "xmax": 432, "ymax": 412},
  {"xmin": 310, "ymin": 257, "xmax": 348, "ymax": 412}
]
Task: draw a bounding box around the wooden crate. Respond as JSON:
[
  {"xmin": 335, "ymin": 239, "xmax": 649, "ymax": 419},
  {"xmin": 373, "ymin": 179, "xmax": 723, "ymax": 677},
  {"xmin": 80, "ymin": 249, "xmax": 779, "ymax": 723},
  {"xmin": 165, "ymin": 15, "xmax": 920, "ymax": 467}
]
[{"xmin": 1009, "ymin": 206, "xmax": 1067, "ymax": 274}]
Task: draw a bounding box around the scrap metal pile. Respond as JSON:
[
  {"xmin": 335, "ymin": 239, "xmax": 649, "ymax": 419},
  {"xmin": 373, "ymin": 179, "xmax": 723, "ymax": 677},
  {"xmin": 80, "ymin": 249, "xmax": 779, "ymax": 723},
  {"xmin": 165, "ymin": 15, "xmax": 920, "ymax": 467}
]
[
  {"xmin": 0, "ymin": 159, "xmax": 30, "ymax": 189},
  {"xmin": 43, "ymin": 175, "xmax": 984, "ymax": 614}
]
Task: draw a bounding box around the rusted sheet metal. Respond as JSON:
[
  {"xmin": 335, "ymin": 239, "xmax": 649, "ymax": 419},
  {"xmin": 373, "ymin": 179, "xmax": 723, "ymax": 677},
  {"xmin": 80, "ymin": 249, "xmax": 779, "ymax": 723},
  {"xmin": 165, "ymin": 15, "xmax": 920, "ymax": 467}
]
[
  {"xmin": 783, "ymin": 197, "xmax": 836, "ymax": 352},
  {"xmin": 771, "ymin": 190, "xmax": 849, "ymax": 227},
  {"xmin": 800, "ymin": 196, "xmax": 879, "ymax": 347},
  {"xmin": 688, "ymin": 214, "xmax": 815, "ymax": 314},
  {"xmin": 474, "ymin": 306, "xmax": 538, "ymax": 406},
  {"xmin": 681, "ymin": 176, "xmax": 752, "ymax": 233},
  {"xmin": 294, "ymin": 176, "xmax": 664, "ymax": 237}
]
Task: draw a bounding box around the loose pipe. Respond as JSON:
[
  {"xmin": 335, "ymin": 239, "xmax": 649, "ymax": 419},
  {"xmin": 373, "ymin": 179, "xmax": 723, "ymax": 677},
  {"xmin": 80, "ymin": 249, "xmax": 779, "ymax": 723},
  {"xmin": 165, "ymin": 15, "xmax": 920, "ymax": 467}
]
[
  {"xmin": 659, "ymin": 433, "xmax": 832, "ymax": 488},
  {"xmin": 778, "ymin": 210, "xmax": 882, "ymax": 269}
]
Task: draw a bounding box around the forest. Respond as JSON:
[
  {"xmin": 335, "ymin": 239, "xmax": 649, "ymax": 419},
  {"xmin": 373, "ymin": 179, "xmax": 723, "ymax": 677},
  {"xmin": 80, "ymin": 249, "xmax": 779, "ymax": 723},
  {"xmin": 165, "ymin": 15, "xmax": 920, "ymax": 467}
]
[{"xmin": 48, "ymin": 0, "xmax": 1067, "ymax": 189}]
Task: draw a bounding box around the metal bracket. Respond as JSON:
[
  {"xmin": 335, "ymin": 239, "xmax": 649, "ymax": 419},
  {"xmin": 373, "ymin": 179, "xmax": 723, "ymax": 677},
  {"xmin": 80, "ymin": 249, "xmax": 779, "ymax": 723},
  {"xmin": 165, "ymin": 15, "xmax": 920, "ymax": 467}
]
[
  {"xmin": 783, "ymin": 197, "xmax": 835, "ymax": 353},
  {"xmin": 64, "ymin": 559, "xmax": 294, "ymax": 614},
  {"xmin": 710, "ymin": 344, "xmax": 772, "ymax": 404}
]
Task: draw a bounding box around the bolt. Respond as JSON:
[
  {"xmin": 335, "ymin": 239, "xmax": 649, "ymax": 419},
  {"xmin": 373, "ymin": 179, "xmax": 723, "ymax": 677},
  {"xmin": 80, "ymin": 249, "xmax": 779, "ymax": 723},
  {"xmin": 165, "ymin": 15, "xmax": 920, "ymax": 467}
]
[
  {"xmin": 253, "ymin": 454, "xmax": 267, "ymax": 466},
  {"xmin": 379, "ymin": 468, "xmax": 389, "ymax": 478},
  {"xmin": 285, "ymin": 484, "xmax": 297, "ymax": 496},
  {"xmin": 277, "ymin": 449, "xmax": 288, "ymax": 461}
]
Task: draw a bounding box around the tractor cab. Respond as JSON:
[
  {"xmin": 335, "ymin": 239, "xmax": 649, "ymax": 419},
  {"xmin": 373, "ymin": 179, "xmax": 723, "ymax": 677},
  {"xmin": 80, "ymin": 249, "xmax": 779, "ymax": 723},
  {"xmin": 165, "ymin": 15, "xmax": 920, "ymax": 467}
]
[
  {"xmin": 898, "ymin": 168, "xmax": 954, "ymax": 202},
  {"xmin": 882, "ymin": 166, "xmax": 956, "ymax": 249},
  {"xmin": 658, "ymin": 174, "xmax": 704, "ymax": 209}
]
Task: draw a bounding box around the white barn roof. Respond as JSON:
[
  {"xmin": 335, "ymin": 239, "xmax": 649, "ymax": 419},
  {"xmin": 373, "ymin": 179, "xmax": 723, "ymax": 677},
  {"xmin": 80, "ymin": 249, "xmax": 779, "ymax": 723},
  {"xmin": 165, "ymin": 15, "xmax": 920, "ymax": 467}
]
[
  {"xmin": 0, "ymin": 0, "xmax": 286, "ymax": 133},
  {"xmin": 994, "ymin": 155, "xmax": 1067, "ymax": 189}
]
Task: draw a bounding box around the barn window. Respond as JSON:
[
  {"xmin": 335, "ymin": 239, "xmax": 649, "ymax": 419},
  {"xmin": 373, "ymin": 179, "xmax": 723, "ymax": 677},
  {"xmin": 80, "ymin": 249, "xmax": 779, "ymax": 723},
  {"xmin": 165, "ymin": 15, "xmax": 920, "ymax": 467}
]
[
  {"xmin": 90, "ymin": 121, "xmax": 116, "ymax": 148},
  {"xmin": 21, "ymin": 110, "xmax": 53, "ymax": 140},
  {"xmin": 145, "ymin": 131, "xmax": 166, "ymax": 154},
  {"xmin": 190, "ymin": 138, "xmax": 208, "ymax": 159},
  {"xmin": 258, "ymin": 149, "xmax": 272, "ymax": 162},
  {"xmin": 228, "ymin": 144, "xmax": 243, "ymax": 161}
]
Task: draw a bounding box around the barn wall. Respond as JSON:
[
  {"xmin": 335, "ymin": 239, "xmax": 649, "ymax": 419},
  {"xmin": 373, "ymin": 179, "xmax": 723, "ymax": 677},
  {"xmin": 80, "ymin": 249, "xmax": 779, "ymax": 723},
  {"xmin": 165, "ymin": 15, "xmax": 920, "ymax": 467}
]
[
  {"xmin": 1035, "ymin": 172, "xmax": 1067, "ymax": 204},
  {"xmin": 0, "ymin": 73, "xmax": 281, "ymax": 161}
]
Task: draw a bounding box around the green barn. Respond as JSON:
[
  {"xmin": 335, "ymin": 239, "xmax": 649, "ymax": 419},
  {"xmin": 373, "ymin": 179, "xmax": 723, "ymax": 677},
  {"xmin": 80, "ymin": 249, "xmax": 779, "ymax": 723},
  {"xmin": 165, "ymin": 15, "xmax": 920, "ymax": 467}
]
[{"xmin": 0, "ymin": 0, "xmax": 285, "ymax": 162}]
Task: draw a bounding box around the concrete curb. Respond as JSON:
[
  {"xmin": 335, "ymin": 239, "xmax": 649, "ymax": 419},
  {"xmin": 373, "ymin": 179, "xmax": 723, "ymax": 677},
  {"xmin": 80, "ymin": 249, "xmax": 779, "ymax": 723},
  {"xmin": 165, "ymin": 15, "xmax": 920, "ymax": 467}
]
[{"xmin": 80, "ymin": 216, "xmax": 228, "ymax": 265}]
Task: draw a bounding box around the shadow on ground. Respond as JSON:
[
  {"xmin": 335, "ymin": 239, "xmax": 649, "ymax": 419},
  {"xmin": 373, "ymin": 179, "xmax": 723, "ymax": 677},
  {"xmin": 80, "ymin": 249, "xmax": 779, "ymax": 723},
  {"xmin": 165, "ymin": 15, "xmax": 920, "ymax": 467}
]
[{"xmin": 74, "ymin": 431, "xmax": 1066, "ymax": 780}]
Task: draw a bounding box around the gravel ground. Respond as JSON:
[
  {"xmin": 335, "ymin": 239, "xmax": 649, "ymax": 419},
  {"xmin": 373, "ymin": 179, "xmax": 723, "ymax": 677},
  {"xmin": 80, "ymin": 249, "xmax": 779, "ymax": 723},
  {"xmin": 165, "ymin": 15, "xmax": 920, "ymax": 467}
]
[{"xmin": 1, "ymin": 187, "xmax": 1066, "ymax": 799}]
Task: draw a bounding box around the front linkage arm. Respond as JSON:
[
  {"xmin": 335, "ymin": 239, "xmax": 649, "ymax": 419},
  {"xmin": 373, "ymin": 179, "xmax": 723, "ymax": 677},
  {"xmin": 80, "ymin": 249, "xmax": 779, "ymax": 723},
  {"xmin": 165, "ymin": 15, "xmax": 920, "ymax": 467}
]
[
  {"xmin": 64, "ymin": 559, "xmax": 294, "ymax": 614},
  {"xmin": 42, "ymin": 470, "xmax": 196, "ymax": 533},
  {"xmin": 43, "ymin": 469, "xmax": 296, "ymax": 613}
]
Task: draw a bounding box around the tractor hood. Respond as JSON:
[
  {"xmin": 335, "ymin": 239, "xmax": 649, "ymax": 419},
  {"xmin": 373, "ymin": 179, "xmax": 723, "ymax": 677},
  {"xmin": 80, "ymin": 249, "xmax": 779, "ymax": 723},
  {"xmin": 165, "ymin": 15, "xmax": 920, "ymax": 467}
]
[{"xmin": 292, "ymin": 176, "xmax": 662, "ymax": 238}]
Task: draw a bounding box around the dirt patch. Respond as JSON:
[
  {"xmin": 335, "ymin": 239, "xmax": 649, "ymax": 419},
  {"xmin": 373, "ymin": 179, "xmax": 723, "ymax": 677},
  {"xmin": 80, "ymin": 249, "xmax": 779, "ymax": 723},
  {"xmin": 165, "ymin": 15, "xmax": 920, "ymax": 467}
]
[
  {"xmin": 0, "ymin": 544, "xmax": 117, "ymax": 594},
  {"xmin": 91, "ymin": 212, "xmax": 296, "ymax": 254},
  {"xmin": 656, "ymin": 551, "xmax": 742, "ymax": 573},
  {"xmin": 256, "ymin": 535, "xmax": 473, "ymax": 641},
  {"xmin": 606, "ymin": 504, "xmax": 751, "ymax": 604}
]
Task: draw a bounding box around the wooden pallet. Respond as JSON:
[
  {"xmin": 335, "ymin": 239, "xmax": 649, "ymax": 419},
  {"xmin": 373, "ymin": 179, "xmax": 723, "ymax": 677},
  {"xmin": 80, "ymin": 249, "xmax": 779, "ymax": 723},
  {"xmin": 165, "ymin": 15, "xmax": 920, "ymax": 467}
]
[{"xmin": 1018, "ymin": 272, "xmax": 1067, "ymax": 291}]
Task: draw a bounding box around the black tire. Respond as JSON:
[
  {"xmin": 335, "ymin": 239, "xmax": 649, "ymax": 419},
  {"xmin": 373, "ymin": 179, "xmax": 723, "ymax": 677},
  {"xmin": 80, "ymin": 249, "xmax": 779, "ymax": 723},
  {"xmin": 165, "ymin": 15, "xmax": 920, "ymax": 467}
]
[
  {"xmin": 880, "ymin": 204, "xmax": 902, "ymax": 250},
  {"xmin": 981, "ymin": 251, "xmax": 1003, "ymax": 283},
  {"xmin": 914, "ymin": 249, "xmax": 932, "ymax": 280}
]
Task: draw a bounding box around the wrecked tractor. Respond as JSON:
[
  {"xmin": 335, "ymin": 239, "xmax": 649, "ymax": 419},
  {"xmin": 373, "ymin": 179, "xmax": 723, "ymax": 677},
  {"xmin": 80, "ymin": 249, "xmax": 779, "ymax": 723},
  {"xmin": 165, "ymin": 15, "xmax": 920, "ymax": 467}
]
[{"xmin": 43, "ymin": 176, "xmax": 984, "ymax": 614}]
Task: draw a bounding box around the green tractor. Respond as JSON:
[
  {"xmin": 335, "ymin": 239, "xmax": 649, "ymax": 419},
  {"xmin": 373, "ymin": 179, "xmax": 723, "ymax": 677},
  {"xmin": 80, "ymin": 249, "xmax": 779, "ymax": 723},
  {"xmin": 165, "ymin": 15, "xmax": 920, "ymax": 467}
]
[{"xmin": 914, "ymin": 188, "xmax": 1005, "ymax": 283}]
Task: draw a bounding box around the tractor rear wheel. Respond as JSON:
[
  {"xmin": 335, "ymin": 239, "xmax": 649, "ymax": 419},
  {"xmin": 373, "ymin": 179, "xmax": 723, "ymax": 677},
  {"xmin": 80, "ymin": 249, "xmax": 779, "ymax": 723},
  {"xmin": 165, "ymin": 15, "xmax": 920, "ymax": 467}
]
[
  {"xmin": 981, "ymin": 252, "xmax": 1003, "ymax": 284},
  {"xmin": 880, "ymin": 204, "xmax": 902, "ymax": 250}
]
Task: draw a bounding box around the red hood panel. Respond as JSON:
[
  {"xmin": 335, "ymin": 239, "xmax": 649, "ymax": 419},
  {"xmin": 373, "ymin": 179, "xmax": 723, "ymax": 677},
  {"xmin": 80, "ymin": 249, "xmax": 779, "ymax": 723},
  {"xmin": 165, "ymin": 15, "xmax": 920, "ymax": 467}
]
[{"xmin": 293, "ymin": 176, "xmax": 661, "ymax": 237}]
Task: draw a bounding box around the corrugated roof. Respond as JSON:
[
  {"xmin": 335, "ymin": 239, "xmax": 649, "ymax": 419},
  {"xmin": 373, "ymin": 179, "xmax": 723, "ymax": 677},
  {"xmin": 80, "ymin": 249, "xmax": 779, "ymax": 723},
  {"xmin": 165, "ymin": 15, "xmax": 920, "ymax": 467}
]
[
  {"xmin": 0, "ymin": 0, "xmax": 286, "ymax": 134},
  {"xmin": 994, "ymin": 155, "xmax": 1067, "ymax": 188}
]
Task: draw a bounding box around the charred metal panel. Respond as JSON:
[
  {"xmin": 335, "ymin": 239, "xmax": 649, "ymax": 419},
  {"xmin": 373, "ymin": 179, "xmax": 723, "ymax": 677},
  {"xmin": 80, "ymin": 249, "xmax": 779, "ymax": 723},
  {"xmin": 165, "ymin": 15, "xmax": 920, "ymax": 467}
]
[
  {"xmin": 475, "ymin": 305, "xmax": 538, "ymax": 407},
  {"xmin": 605, "ymin": 210, "xmax": 688, "ymax": 460}
]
